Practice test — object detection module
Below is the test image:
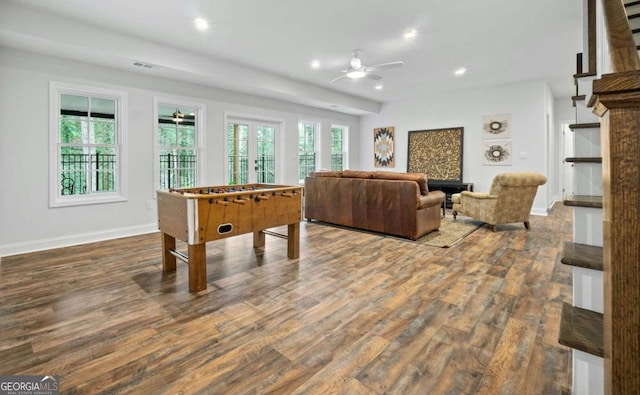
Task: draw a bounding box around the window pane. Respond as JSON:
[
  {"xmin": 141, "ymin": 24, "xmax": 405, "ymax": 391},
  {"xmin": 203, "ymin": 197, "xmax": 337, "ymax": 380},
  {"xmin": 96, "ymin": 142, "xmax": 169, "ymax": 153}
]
[
  {"xmin": 91, "ymin": 97, "xmax": 115, "ymax": 118},
  {"xmin": 227, "ymin": 123, "xmax": 249, "ymax": 184},
  {"xmin": 60, "ymin": 146, "xmax": 89, "ymax": 195},
  {"xmin": 61, "ymin": 116, "xmax": 84, "ymax": 144},
  {"xmin": 159, "ymin": 127, "xmax": 177, "ymax": 146},
  {"xmin": 91, "ymin": 153, "xmax": 116, "ymax": 193},
  {"xmin": 178, "ymin": 126, "xmax": 195, "ymax": 147},
  {"xmin": 61, "ymin": 94, "xmax": 88, "ymax": 114},
  {"xmin": 92, "ymin": 119, "xmax": 115, "ymax": 144}
]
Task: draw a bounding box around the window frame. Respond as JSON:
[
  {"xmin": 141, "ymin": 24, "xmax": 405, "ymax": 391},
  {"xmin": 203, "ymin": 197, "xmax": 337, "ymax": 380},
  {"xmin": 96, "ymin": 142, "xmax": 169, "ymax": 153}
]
[
  {"xmin": 298, "ymin": 120, "xmax": 319, "ymax": 183},
  {"xmin": 153, "ymin": 97, "xmax": 206, "ymax": 194},
  {"xmin": 330, "ymin": 124, "xmax": 348, "ymax": 171},
  {"xmin": 49, "ymin": 81, "xmax": 128, "ymax": 207}
]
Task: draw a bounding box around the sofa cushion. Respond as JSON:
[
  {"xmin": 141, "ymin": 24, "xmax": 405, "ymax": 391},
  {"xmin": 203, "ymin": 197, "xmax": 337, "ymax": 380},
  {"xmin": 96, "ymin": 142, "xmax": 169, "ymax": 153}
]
[
  {"xmin": 373, "ymin": 171, "xmax": 428, "ymax": 195},
  {"xmin": 342, "ymin": 170, "xmax": 374, "ymax": 179},
  {"xmin": 309, "ymin": 171, "xmax": 342, "ymax": 178}
]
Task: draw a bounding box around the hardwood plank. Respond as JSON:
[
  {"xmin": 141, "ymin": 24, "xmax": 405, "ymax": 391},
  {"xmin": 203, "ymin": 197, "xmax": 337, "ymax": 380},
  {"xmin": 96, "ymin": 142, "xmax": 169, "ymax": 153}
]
[
  {"xmin": 475, "ymin": 318, "xmax": 539, "ymax": 394},
  {"xmin": 0, "ymin": 203, "xmax": 574, "ymax": 393}
]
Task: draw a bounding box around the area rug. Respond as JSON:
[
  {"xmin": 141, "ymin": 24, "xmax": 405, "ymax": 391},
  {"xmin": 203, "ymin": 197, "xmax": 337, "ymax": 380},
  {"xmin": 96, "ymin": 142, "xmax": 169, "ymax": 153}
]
[{"xmin": 416, "ymin": 217, "xmax": 484, "ymax": 248}]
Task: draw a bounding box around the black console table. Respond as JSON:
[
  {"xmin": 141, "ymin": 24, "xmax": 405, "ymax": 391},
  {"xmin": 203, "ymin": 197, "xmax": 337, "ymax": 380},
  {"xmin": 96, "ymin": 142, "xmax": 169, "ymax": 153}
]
[{"xmin": 428, "ymin": 181, "xmax": 474, "ymax": 212}]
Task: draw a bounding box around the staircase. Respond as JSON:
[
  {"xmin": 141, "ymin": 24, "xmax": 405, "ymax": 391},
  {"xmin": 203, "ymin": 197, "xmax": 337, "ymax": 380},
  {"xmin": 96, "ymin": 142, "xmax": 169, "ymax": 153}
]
[
  {"xmin": 557, "ymin": 1, "xmax": 640, "ymax": 394},
  {"xmin": 560, "ymin": 51, "xmax": 605, "ymax": 394}
]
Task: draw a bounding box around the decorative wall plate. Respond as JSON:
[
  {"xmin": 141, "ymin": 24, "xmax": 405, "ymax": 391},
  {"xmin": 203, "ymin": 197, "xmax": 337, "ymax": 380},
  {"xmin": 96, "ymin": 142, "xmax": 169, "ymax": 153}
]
[
  {"xmin": 483, "ymin": 114, "xmax": 511, "ymax": 139},
  {"xmin": 483, "ymin": 140, "xmax": 512, "ymax": 165}
]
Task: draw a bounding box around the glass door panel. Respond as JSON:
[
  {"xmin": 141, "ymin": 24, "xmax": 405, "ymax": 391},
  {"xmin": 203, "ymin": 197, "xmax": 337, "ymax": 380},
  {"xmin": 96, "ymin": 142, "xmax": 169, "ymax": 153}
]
[
  {"xmin": 227, "ymin": 122, "xmax": 249, "ymax": 184},
  {"xmin": 256, "ymin": 125, "xmax": 275, "ymax": 183}
]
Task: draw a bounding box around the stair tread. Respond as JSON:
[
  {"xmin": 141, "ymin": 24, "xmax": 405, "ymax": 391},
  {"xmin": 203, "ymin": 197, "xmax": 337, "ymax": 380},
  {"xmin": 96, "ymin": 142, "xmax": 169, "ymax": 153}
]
[
  {"xmin": 573, "ymin": 71, "xmax": 597, "ymax": 79},
  {"xmin": 565, "ymin": 157, "xmax": 602, "ymax": 163},
  {"xmin": 563, "ymin": 195, "xmax": 603, "ymax": 208},
  {"xmin": 626, "ymin": 0, "xmax": 640, "ymax": 7},
  {"xmin": 629, "ymin": 13, "xmax": 640, "ymax": 19},
  {"xmin": 558, "ymin": 303, "xmax": 604, "ymax": 358},
  {"xmin": 562, "ymin": 241, "xmax": 603, "ymax": 270},
  {"xmin": 568, "ymin": 122, "xmax": 600, "ymax": 130}
]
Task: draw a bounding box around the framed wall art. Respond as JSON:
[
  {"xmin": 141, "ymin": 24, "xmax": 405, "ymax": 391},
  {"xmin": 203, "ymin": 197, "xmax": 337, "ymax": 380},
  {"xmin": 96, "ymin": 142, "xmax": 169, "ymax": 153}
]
[
  {"xmin": 374, "ymin": 126, "xmax": 395, "ymax": 167},
  {"xmin": 407, "ymin": 127, "xmax": 464, "ymax": 182},
  {"xmin": 483, "ymin": 139, "xmax": 512, "ymax": 165},
  {"xmin": 483, "ymin": 114, "xmax": 511, "ymax": 139}
]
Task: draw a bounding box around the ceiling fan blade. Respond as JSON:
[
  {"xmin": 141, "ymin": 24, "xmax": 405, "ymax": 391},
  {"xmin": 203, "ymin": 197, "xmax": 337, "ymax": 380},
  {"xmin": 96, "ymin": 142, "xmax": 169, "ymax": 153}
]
[
  {"xmin": 365, "ymin": 73, "xmax": 383, "ymax": 80},
  {"xmin": 330, "ymin": 74, "xmax": 349, "ymax": 83},
  {"xmin": 366, "ymin": 61, "xmax": 404, "ymax": 71}
]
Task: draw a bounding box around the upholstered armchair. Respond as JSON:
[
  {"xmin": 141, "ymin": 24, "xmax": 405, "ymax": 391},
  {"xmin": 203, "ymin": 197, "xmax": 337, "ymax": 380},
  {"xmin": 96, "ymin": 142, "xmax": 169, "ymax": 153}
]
[{"xmin": 451, "ymin": 172, "xmax": 547, "ymax": 231}]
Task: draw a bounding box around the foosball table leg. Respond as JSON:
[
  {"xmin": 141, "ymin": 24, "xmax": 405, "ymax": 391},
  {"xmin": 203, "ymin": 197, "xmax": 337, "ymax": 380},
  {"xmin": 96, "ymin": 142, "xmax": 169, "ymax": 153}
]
[
  {"xmin": 287, "ymin": 223, "xmax": 300, "ymax": 259},
  {"xmin": 253, "ymin": 230, "xmax": 266, "ymax": 249},
  {"xmin": 161, "ymin": 232, "xmax": 176, "ymax": 272},
  {"xmin": 187, "ymin": 243, "xmax": 207, "ymax": 292}
]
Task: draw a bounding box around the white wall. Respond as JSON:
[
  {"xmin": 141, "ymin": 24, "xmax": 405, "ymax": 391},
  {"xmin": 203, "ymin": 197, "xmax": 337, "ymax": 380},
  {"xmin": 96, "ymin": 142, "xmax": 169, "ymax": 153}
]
[
  {"xmin": 0, "ymin": 47, "xmax": 359, "ymax": 257},
  {"xmin": 358, "ymin": 80, "xmax": 552, "ymax": 215}
]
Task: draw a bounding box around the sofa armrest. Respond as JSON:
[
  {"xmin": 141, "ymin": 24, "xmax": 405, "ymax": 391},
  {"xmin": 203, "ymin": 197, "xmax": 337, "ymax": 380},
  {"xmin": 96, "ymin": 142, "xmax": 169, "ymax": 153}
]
[{"xmin": 418, "ymin": 190, "xmax": 445, "ymax": 209}]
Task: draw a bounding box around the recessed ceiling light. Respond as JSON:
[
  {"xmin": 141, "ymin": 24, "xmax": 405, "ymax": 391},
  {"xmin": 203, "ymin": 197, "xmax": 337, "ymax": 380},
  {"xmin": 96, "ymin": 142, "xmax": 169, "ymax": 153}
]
[
  {"xmin": 404, "ymin": 29, "xmax": 417, "ymax": 39},
  {"xmin": 194, "ymin": 18, "xmax": 209, "ymax": 31},
  {"xmin": 454, "ymin": 67, "xmax": 467, "ymax": 76},
  {"xmin": 310, "ymin": 60, "xmax": 320, "ymax": 69},
  {"xmin": 375, "ymin": 84, "xmax": 383, "ymax": 90}
]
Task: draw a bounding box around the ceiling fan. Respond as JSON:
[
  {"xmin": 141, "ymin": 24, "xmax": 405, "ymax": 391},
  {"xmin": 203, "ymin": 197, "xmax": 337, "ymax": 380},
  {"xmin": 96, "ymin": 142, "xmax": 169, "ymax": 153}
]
[{"xmin": 327, "ymin": 49, "xmax": 404, "ymax": 83}]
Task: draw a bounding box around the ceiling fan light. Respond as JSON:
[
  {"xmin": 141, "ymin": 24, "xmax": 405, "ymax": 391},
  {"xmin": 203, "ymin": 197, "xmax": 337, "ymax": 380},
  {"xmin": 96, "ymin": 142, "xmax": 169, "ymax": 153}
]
[
  {"xmin": 172, "ymin": 110, "xmax": 184, "ymax": 123},
  {"xmin": 346, "ymin": 70, "xmax": 366, "ymax": 79}
]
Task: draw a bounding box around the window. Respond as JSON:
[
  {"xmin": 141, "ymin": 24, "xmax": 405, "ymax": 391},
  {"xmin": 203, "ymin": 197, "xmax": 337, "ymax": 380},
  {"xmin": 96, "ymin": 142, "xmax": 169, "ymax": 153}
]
[
  {"xmin": 298, "ymin": 121, "xmax": 317, "ymax": 181},
  {"xmin": 158, "ymin": 106, "xmax": 198, "ymax": 190},
  {"xmin": 49, "ymin": 82, "xmax": 127, "ymax": 207},
  {"xmin": 331, "ymin": 125, "xmax": 347, "ymax": 171},
  {"xmin": 155, "ymin": 99, "xmax": 204, "ymax": 192}
]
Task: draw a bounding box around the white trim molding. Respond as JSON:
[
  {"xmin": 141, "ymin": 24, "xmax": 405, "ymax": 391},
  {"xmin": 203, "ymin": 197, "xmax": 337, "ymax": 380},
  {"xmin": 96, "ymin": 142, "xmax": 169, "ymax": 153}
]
[{"xmin": 0, "ymin": 223, "xmax": 158, "ymax": 258}]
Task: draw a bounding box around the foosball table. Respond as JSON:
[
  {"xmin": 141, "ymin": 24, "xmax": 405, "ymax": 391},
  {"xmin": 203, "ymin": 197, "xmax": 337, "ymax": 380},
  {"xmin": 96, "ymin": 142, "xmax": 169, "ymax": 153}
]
[{"xmin": 156, "ymin": 183, "xmax": 303, "ymax": 292}]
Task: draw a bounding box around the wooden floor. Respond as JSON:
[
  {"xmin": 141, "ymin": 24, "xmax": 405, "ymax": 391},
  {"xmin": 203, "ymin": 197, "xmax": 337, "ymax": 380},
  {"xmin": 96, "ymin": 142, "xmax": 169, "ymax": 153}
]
[{"xmin": 0, "ymin": 204, "xmax": 574, "ymax": 394}]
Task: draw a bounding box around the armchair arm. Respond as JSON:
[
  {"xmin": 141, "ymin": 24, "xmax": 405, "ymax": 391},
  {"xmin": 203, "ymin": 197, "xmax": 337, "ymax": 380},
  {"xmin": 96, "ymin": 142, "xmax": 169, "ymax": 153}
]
[{"xmin": 460, "ymin": 191, "xmax": 498, "ymax": 200}]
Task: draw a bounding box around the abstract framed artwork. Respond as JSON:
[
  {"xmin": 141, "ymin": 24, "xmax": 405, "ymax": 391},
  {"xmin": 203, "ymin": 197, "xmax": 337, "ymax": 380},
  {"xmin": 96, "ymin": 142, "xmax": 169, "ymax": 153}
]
[
  {"xmin": 483, "ymin": 139, "xmax": 512, "ymax": 165},
  {"xmin": 407, "ymin": 127, "xmax": 464, "ymax": 182},
  {"xmin": 374, "ymin": 126, "xmax": 395, "ymax": 167},
  {"xmin": 482, "ymin": 114, "xmax": 511, "ymax": 139}
]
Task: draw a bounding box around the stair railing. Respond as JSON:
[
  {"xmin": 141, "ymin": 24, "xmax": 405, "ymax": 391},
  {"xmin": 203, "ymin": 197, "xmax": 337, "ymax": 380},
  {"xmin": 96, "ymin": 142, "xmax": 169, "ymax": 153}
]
[{"xmin": 602, "ymin": 0, "xmax": 640, "ymax": 71}]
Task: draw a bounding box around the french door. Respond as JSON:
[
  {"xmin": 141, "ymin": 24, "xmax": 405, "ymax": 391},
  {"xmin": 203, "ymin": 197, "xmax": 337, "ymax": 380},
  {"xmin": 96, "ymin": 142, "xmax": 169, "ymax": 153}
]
[{"xmin": 226, "ymin": 118, "xmax": 279, "ymax": 184}]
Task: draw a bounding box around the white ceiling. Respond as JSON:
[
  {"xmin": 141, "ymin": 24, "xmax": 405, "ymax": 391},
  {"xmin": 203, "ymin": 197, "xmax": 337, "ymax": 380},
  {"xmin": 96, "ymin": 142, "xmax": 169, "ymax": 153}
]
[{"xmin": 0, "ymin": 0, "xmax": 582, "ymax": 115}]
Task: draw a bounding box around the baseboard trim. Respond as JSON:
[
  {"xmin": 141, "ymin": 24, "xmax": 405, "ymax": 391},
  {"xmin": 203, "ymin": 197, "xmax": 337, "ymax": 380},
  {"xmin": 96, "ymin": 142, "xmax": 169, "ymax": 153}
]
[
  {"xmin": 531, "ymin": 208, "xmax": 549, "ymax": 216},
  {"xmin": 0, "ymin": 223, "xmax": 158, "ymax": 258}
]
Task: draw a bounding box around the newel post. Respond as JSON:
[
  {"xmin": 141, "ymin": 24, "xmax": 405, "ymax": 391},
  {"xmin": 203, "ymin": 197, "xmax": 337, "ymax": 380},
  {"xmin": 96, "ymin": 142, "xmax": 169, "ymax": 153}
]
[{"xmin": 592, "ymin": 70, "xmax": 640, "ymax": 395}]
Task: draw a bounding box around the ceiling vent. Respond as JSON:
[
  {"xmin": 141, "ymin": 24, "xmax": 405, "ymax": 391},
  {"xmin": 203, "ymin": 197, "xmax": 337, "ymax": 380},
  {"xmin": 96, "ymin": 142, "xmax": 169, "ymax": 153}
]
[{"xmin": 132, "ymin": 62, "xmax": 162, "ymax": 71}]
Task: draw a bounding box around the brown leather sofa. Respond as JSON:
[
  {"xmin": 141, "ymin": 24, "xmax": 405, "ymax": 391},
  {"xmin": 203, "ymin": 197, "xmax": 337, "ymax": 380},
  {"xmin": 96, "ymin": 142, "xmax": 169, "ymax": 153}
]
[{"xmin": 304, "ymin": 170, "xmax": 445, "ymax": 240}]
